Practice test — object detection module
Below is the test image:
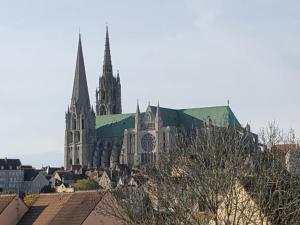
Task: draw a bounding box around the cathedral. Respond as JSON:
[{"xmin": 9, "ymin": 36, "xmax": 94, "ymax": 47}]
[{"xmin": 64, "ymin": 27, "xmax": 242, "ymax": 170}]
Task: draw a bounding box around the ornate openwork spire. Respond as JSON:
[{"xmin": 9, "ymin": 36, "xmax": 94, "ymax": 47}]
[
  {"xmin": 103, "ymin": 26, "xmax": 113, "ymax": 76},
  {"xmin": 96, "ymin": 26, "xmax": 122, "ymax": 116}
]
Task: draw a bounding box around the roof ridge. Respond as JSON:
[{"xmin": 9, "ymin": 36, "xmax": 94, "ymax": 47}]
[
  {"xmin": 79, "ymin": 190, "xmax": 109, "ymax": 225},
  {"xmin": 138, "ymin": 104, "xmax": 230, "ymax": 112},
  {"xmin": 178, "ymin": 105, "xmax": 229, "ymax": 111},
  {"xmin": 73, "ymin": 189, "xmax": 107, "ymax": 194},
  {"xmin": 0, "ymin": 194, "xmax": 16, "ymax": 197},
  {"xmin": 96, "ymin": 112, "xmax": 134, "ymax": 117},
  {"xmin": 38, "ymin": 192, "xmax": 73, "ymax": 196}
]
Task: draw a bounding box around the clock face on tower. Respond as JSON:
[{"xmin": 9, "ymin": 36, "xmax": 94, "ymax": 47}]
[{"xmin": 141, "ymin": 133, "xmax": 156, "ymax": 152}]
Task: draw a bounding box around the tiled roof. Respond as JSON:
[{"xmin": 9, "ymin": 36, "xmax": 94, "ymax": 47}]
[
  {"xmin": 44, "ymin": 167, "xmax": 62, "ymax": 175},
  {"xmin": 0, "ymin": 194, "xmax": 15, "ymax": 214},
  {"xmin": 50, "ymin": 191, "xmax": 104, "ymax": 225},
  {"xmin": 24, "ymin": 169, "xmax": 39, "ymax": 181},
  {"xmin": 21, "ymin": 165, "xmax": 33, "ymax": 169},
  {"xmin": 18, "ymin": 191, "xmax": 107, "ymax": 225},
  {"xmin": 95, "ymin": 105, "xmax": 241, "ymax": 138},
  {"xmin": 0, "ymin": 158, "xmax": 21, "ymax": 170},
  {"xmin": 55, "ymin": 170, "xmax": 75, "ymax": 180},
  {"xmin": 18, "ymin": 193, "xmax": 71, "ymax": 225}
]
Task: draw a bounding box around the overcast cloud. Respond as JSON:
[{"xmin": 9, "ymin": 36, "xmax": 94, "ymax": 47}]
[{"xmin": 0, "ymin": 0, "xmax": 299, "ymax": 167}]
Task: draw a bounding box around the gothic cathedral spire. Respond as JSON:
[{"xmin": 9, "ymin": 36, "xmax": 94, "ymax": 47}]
[
  {"xmin": 71, "ymin": 34, "xmax": 90, "ymax": 111},
  {"xmin": 96, "ymin": 26, "xmax": 122, "ymax": 116},
  {"xmin": 103, "ymin": 26, "xmax": 113, "ymax": 76},
  {"xmin": 65, "ymin": 34, "xmax": 95, "ymax": 170}
]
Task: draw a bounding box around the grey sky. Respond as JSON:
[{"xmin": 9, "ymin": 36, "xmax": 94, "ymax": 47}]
[{"xmin": 0, "ymin": 0, "xmax": 299, "ymax": 167}]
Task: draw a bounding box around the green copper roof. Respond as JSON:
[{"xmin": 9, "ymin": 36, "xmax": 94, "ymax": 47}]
[
  {"xmin": 158, "ymin": 107, "xmax": 180, "ymax": 127},
  {"xmin": 96, "ymin": 113, "xmax": 134, "ymax": 137},
  {"xmin": 96, "ymin": 105, "xmax": 241, "ymax": 138},
  {"xmin": 178, "ymin": 106, "xmax": 240, "ymax": 128}
]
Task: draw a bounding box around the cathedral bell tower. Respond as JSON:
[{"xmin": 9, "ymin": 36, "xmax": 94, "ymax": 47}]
[
  {"xmin": 64, "ymin": 34, "xmax": 96, "ymax": 170},
  {"xmin": 96, "ymin": 26, "xmax": 122, "ymax": 116}
]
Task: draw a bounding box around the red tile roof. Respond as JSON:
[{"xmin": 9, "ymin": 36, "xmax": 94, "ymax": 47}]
[
  {"xmin": 18, "ymin": 193, "xmax": 71, "ymax": 225},
  {"xmin": 50, "ymin": 191, "xmax": 105, "ymax": 225},
  {"xmin": 275, "ymin": 144, "xmax": 298, "ymax": 155},
  {"xmin": 18, "ymin": 191, "xmax": 107, "ymax": 225}
]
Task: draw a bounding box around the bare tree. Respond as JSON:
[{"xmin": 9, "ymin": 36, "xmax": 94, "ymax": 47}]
[{"xmin": 102, "ymin": 124, "xmax": 300, "ymax": 225}]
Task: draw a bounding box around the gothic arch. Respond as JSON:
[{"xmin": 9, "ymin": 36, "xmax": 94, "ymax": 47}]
[
  {"xmin": 145, "ymin": 112, "xmax": 152, "ymax": 122},
  {"xmin": 100, "ymin": 105, "xmax": 107, "ymax": 115}
]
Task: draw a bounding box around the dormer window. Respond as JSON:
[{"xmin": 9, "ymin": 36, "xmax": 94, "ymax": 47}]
[
  {"xmin": 1, "ymin": 166, "xmax": 4, "ymax": 170},
  {"xmin": 9, "ymin": 165, "xmax": 12, "ymax": 170}
]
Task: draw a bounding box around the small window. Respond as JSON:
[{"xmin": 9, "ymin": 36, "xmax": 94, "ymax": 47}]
[
  {"xmin": 76, "ymin": 158, "xmax": 80, "ymax": 164},
  {"xmin": 101, "ymin": 91, "xmax": 105, "ymax": 101},
  {"xmin": 69, "ymin": 159, "xmax": 72, "ymax": 165},
  {"xmin": 81, "ymin": 119, "xmax": 85, "ymax": 129},
  {"xmin": 146, "ymin": 113, "xmax": 151, "ymax": 121},
  {"xmin": 69, "ymin": 132, "xmax": 73, "ymax": 143},
  {"xmin": 73, "ymin": 119, "xmax": 76, "ymax": 130},
  {"xmin": 9, "ymin": 165, "xmax": 12, "ymax": 170},
  {"xmin": 141, "ymin": 153, "xmax": 144, "ymax": 163}
]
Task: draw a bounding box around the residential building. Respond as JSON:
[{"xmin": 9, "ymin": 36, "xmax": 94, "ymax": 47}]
[
  {"xmin": 0, "ymin": 159, "xmax": 23, "ymax": 193},
  {"xmin": 21, "ymin": 170, "xmax": 50, "ymax": 193},
  {"xmin": 56, "ymin": 183, "xmax": 74, "ymax": 193}
]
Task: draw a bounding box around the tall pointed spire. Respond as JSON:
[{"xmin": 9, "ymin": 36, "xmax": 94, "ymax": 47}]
[
  {"xmin": 135, "ymin": 100, "xmax": 140, "ymax": 130},
  {"xmin": 103, "ymin": 26, "xmax": 113, "ymax": 76},
  {"xmin": 71, "ymin": 34, "xmax": 90, "ymax": 109},
  {"xmin": 136, "ymin": 100, "xmax": 140, "ymax": 114},
  {"xmin": 96, "ymin": 26, "xmax": 122, "ymax": 116},
  {"xmin": 65, "ymin": 33, "xmax": 95, "ymax": 170}
]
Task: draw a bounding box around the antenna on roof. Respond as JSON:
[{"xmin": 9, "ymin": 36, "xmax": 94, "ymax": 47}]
[{"xmin": 227, "ymin": 99, "xmax": 230, "ymax": 106}]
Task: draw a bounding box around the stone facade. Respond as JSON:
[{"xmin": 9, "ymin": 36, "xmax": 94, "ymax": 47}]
[
  {"xmin": 120, "ymin": 104, "xmax": 175, "ymax": 168},
  {"xmin": 64, "ymin": 27, "xmax": 246, "ymax": 170},
  {"xmin": 96, "ymin": 27, "xmax": 121, "ymax": 116},
  {"xmin": 64, "ymin": 34, "xmax": 96, "ymax": 170}
]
